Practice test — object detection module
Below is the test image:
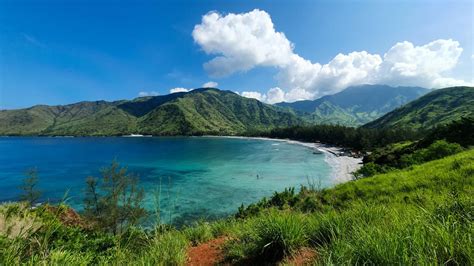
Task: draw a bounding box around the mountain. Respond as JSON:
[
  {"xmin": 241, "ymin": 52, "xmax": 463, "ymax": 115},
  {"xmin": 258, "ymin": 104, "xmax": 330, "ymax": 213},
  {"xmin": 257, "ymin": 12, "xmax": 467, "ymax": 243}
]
[
  {"xmin": 276, "ymin": 85, "xmax": 430, "ymax": 126},
  {"xmin": 0, "ymin": 88, "xmax": 302, "ymax": 136},
  {"xmin": 364, "ymin": 86, "xmax": 474, "ymax": 129}
]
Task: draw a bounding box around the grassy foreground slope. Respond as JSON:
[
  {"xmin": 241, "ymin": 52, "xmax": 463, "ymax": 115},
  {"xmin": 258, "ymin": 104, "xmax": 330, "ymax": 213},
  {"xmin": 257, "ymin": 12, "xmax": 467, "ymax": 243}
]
[
  {"xmin": 0, "ymin": 88, "xmax": 301, "ymax": 136},
  {"xmin": 364, "ymin": 86, "xmax": 474, "ymax": 129},
  {"xmin": 1, "ymin": 149, "xmax": 472, "ymax": 265}
]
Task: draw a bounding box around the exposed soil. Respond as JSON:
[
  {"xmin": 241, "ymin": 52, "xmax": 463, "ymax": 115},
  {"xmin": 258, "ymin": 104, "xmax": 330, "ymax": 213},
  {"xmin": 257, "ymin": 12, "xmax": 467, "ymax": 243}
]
[
  {"xmin": 187, "ymin": 236, "xmax": 229, "ymax": 266},
  {"xmin": 281, "ymin": 247, "xmax": 317, "ymax": 266},
  {"xmin": 45, "ymin": 205, "xmax": 91, "ymax": 229}
]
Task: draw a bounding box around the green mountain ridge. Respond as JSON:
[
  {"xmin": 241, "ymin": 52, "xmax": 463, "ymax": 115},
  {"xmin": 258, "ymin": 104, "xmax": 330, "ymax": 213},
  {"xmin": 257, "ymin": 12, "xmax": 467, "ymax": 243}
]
[
  {"xmin": 364, "ymin": 86, "xmax": 474, "ymax": 129},
  {"xmin": 276, "ymin": 84, "xmax": 430, "ymax": 126},
  {"xmin": 0, "ymin": 88, "xmax": 302, "ymax": 136}
]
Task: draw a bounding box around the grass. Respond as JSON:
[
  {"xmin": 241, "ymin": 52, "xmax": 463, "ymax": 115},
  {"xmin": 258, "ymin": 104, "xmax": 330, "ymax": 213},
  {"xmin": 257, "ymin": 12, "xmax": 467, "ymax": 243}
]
[{"xmin": 1, "ymin": 149, "xmax": 473, "ymax": 265}]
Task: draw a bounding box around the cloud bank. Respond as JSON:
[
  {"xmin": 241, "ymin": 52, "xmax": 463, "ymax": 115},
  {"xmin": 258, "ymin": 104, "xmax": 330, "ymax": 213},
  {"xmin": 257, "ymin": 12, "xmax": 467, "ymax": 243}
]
[
  {"xmin": 193, "ymin": 9, "xmax": 470, "ymax": 103},
  {"xmin": 138, "ymin": 91, "xmax": 159, "ymax": 97},
  {"xmin": 202, "ymin": 81, "xmax": 218, "ymax": 88},
  {"xmin": 169, "ymin": 87, "xmax": 190, "ymax": 93}
]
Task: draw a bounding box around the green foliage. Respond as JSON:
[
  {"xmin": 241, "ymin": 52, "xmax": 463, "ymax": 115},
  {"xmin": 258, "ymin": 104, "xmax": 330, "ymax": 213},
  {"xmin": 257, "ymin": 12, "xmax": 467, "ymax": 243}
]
[
  {"xmin": 278, "ymin": 84, "xmax": 429, "ymax": 126},
  {"xmin": 400, "ymin": 140, "xmax": 463, "ymax": 167},
  {"xmin": 353, "ymin": 162, "xmax": 395, "ymax": 179},
  {"xmin": 83, "ymin": 161, "xmax": 147, "ymax": 235},
  {"xmin": 226, "ymin": 211, "xmax": 309, "ymax": 263},
  {"xmin": 141, "ymin": 230, "xmax": 188, "ymax": 265},
  {"xmin": 1, "ymin": 146, "xmax": 472, "ymax": 265},
  {"xmin": 249, "ymin": 123, "xmax": 421, "ymax": 151},
  {"xmin": 19, "ymin": 168, "xmax": 41, "ymax": 207},
  {"xmin": 365, "ymin": 86, "xmax": 474, "ymax": 129},
  {"xmin": 0, "ymin": 88, "xmax": 302, "ymax": 136},
  {"xmin": 182, "ymin": 221, "xmax": 214, "ymax": 245},
  {"xmin": 230, "ymin": 149, "xmax": 474, "ymax": 264},
  {"xmin": 420, "ymin": 116, "xmax": 474, "ymax": 147},
  {"xmin": 358, "ymin": 140, "xmax": 464, "ymax": 178}
]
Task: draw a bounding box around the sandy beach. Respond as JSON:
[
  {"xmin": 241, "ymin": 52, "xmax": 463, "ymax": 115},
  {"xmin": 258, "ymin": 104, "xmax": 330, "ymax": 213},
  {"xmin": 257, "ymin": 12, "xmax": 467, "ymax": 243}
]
[{"xmin": 203, "ymin": 136, "xmax": 363, "ymax": 184}]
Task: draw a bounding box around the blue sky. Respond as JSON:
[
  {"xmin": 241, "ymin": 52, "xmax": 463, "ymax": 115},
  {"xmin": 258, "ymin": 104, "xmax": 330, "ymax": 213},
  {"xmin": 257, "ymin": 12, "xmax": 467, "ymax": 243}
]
[{"xmin": 0, "ymin": 0, "xmax": 472, "ymax": 109}]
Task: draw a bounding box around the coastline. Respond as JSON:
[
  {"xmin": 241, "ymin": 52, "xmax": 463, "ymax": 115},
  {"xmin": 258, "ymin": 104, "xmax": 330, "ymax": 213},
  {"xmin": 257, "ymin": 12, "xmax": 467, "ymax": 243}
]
[{"xmin": 202, "ymin": 135, "xmax": 363, "ymax": 184}]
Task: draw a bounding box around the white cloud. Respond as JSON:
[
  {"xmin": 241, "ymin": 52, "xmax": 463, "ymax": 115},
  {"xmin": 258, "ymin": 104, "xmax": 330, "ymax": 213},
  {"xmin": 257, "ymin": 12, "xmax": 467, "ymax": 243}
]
[
  {"xmin": 138, "ymin": 91, "xmax": 159, "ymax": 97},
  {"xmin": 169, "ymin": 87, "xmax": 190, "ymax": 93},
  {"xmin": 193, "ymin": 9, "xmax": 293, "ymax": 77},
  {"xmin": 241, "ymin": 91, "xmax": 266, "ymax": 102},
  {"xmin": 202, "ymin": 81, "xmax": 218, "ymax": 88},
  {"xmin": 266, "ymin": 87, "xmax": 285, "ymax": 104},
  {"xmin": 241, "ymin": 87, "xmax": 313, "ymax": 104},
  {"xmin": 194, "ymin": 9, "xmax": 471, "ymax": 102},
  {"xmin": 378, "ymin": 39, "xmax": 465, "ymax": 87}
]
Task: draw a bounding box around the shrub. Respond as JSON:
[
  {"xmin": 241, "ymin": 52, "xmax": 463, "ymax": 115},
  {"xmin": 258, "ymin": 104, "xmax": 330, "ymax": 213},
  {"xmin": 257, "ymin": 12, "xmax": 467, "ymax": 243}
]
[
  {"xmin": 83, "ymin": 161, "xmax": 147, "ymax": 235},
  {"xmin": 143, "ymin": 231, "xmax": 188, "ymax": 265},
  {"xmin": 19, "ymin": 168, "xmax": 41, "ymax": 207},
  {"xmin": 401, "ymin": 140, "xmax": 463, "ymax": 167},
  {"xmin": 183, "ymin": 221, "xmax": 214, "ymax": 245}
]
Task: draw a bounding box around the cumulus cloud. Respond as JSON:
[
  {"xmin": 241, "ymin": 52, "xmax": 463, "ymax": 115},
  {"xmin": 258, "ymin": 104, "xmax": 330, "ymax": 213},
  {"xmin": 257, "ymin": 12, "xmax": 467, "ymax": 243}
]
[
  {"xmin": 193, "ymin": 9, "xmax": 471, "ymax": 103},
  {"xmin": 202, "ymin": 81, "xmax": 218, "ymax": 88},
  {"xmin": 169, "ymin": 87, "xmax": 190, "ymax": 93},
  {"xmin": 138, "ymin": 91, "xmax": 159, "ymax": 97},
  {"xmin": 241, "ymin": 91, "xmax": 266, "ymax": 102},
  {"xmin": 193, "ymin": 9, "xmax": 293, "ymax": 77}
]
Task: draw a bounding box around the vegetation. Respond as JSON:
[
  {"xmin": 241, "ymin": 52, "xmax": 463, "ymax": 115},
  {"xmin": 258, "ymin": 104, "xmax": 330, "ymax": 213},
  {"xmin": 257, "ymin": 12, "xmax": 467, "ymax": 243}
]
[
  {"xmin": 1, "ymin": 149, "xmax": 472, "ymax": 264},
  {"xmin": 1, "ymin": 86, "xmax": 473, "ymax": 264},
  {"xmin": 18, "ymin": 168, "xmax": 41, "ymax": 207},
  {"xmin": 83, "ymin": 161, "xmax": 147, "ymax": 235},
  {"xmin": 230, "ymin": 149, "xmax": 473, "ymax": 264},
  {"xmin": 364, "ymin": 86, "xmax": 474, "ymax": 129},
  {"xmin": 248, "ymin": 123, "xmax": 422, "ymax": 151},
  {"xmin": 277, "ymin": 84, "xmax": 429, "ymax": 126},
  {"xmin": 354, "ymin": 117, "xmax": 474, "ymax": 178},
  {"xmin": 0, "ymin": 88, "xmax": 302, "ymax": 136}
]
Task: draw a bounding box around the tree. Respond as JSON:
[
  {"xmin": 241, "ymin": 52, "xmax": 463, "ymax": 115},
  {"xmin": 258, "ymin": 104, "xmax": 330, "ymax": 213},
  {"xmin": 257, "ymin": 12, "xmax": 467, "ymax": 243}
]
[
  {"xmin": 19, "ymin": 168, "xmax": 41, "ymax": 207},
  {"xmin": 83, "ymin": 161, "xmax": 147, "ymax": 234}
]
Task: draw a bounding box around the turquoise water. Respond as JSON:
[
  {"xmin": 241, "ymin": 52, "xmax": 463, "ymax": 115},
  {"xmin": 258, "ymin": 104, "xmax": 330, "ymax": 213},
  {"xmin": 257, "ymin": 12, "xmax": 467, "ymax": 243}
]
[{"xmin": 0, "ymin": 137, "xmax": 332, "ymax": 225}]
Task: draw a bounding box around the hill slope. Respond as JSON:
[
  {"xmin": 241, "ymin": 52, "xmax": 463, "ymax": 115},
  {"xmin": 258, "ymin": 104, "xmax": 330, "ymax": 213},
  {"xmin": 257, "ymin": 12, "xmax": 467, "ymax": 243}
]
[
  {"xmin": 0, "ymin": 88, "xmax": 302, "ymax": 136},
  {"xmin": 277, "ymin": 85, "xmax": 429, "ymax": 126},
  {"xmin": 2, "ymin": 148, "xmax": 472, "ymax": 264},
  {"xmin": 364, "ymin": 86, "xmax": 474, "ymax": 129}
]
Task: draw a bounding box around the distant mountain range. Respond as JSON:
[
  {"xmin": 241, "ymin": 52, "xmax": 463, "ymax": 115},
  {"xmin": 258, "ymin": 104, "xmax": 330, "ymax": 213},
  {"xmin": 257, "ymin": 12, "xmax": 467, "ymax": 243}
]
[
  {"xmin": 276, "ymin": 85, "xmax": 430, "ymax": 126},
  {"xmin": 364, "ymin": 86, "xmax": 474, "ymax": 129},
  {"xmin": 1, "ymin": 85, "xmax": 471, "ymax": 136},
  {"xmin": 0, "ymin": 88, "xmax": 301, "ymax": 136}
]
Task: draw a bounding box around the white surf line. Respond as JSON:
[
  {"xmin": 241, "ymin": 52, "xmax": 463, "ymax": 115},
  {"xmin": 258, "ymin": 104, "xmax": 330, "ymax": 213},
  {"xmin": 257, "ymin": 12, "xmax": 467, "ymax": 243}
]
[{"xmin": 201, "ymin": 135, "xmax": 363, "ymax": 184}]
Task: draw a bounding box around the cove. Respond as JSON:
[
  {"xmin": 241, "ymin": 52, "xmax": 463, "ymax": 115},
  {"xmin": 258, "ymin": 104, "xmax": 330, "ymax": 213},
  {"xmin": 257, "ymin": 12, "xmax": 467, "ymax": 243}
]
[{"xmin": 0, "ymin": 136, "xmax": 332, "ymax": 225}]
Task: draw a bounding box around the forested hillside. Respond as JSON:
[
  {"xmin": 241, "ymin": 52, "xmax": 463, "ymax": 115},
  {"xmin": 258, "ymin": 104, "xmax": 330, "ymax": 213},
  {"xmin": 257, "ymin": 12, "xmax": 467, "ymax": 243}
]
[
  {"xmin": 0, "ymin": 88, "xmax": 301, "ymax": 136},
  {"xmin": 364, "ymin": 86, "xmax": 474, "ymax": 129},
  {"xmin": 277, "ymin": 85, "xmax": 429, "ymax": 126}
]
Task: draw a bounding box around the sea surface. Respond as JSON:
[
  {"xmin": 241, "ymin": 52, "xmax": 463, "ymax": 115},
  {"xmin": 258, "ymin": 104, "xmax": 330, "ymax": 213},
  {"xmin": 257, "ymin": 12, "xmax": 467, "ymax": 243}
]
[{"xmin": 0, "ymin": 136, "xmax": 332, "ymax": 225}]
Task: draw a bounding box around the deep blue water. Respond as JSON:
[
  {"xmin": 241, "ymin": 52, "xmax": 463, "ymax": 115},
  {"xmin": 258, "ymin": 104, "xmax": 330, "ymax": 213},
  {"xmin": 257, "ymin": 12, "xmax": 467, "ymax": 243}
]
[{"xmin": 0, "ymin": 136, "xmax": 332, "ymax": 225}]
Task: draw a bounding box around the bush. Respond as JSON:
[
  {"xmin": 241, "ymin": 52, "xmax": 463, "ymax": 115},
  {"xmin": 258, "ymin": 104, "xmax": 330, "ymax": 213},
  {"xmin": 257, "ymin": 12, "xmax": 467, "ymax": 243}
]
[
  {"xmin": 400, "ymin": 140, "xmax": 463, "ymax": 167},
  {"xmin": 142, "ymin": 231, "xmax": 188, "ymax": 265},
  {"xmin": 183, "ymin": 221, "xmax": 214, "ymax": 245},
  {"xmin": 83, "ymin": 161, "xmax": 147, "ymax": 235},
  {"xmin": 353, "ymin": 162, "xmax": 395, "ymax": 179},
  {"xmin": 226, "ymin": 210, "xmax": 309, "ymax": 263}
]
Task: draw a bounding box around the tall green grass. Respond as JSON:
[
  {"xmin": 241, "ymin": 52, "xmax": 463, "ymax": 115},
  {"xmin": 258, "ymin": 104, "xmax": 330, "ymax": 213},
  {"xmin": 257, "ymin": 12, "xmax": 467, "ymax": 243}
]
[
  {"xmin": 1, "ymin": 149, "xmax": 472, "ymax": 265},
  {"xmin": 225, "ymin": 149, "xmax": 474, "ymax": 264}
]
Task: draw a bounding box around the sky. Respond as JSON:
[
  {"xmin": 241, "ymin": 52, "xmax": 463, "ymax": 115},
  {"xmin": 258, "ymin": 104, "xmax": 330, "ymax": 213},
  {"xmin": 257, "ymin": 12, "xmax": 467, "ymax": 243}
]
[{"xmin": 0, "ymin": 0, "xmax": 472, "ymax": 109}]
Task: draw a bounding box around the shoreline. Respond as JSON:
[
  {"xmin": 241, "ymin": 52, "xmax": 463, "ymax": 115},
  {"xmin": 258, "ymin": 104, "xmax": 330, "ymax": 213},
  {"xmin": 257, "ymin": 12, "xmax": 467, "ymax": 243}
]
[
  {"xmin": 1, "ymin": 134, "xmax": 363, "ymax": 184},
  {"xmin": 202, "ymin": 135, "xmax": 363, "ymax": 184}
]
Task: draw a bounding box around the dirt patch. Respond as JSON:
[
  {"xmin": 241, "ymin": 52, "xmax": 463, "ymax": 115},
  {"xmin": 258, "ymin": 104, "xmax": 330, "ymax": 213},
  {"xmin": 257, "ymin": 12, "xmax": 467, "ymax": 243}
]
[
  {"xmin": 45, "ymin": 205, "xmax": 91, "ymax": 229},
  {"xmin": 281, "ymin": 247, "xmax": 317, "ymax": 265},
  {"xmin": 187, "ymin": 236, "xmax": 229, "ymax": 266}
]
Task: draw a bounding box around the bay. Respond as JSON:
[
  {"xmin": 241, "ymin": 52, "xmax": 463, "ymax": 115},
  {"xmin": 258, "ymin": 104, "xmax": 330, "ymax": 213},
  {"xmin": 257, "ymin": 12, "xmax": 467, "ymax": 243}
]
[{"xmin": 0, "ymin": 136, "xmax": 332, "ymax": 225}]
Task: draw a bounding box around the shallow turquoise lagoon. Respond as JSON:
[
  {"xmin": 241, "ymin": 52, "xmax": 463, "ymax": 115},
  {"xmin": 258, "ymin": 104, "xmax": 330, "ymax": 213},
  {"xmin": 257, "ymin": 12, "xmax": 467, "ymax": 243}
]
[{"xmin": 0, "ymin": 136, "xmax": 332, "ymax": 225}]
